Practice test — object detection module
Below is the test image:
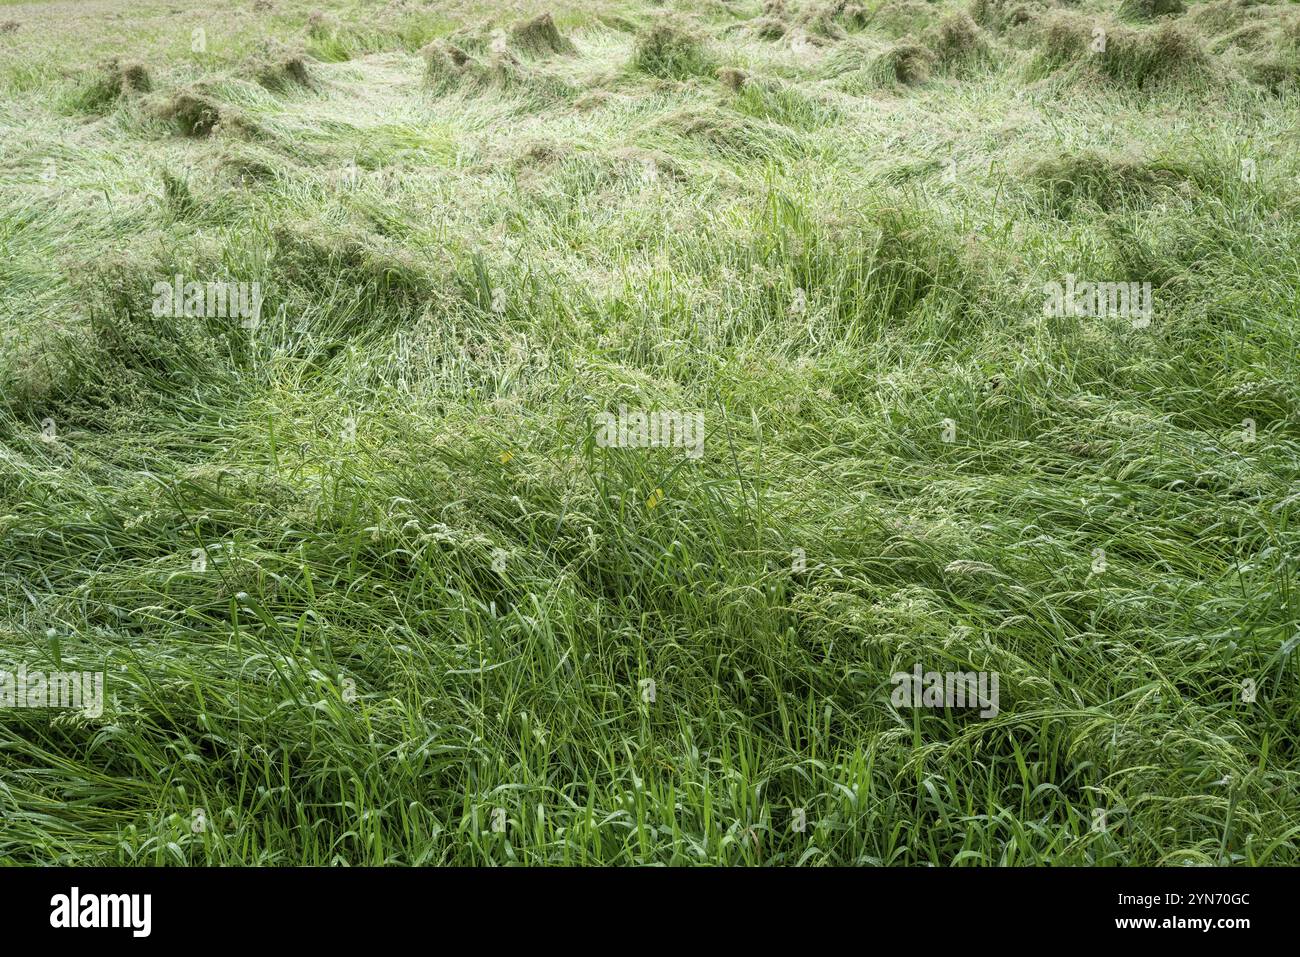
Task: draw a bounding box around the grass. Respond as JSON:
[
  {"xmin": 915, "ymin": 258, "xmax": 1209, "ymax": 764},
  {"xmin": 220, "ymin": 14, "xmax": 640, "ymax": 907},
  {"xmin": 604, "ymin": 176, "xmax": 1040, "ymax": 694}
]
[{"xmin": 0, "ymin": 0, "xmax": 1299, "ymax": 866}]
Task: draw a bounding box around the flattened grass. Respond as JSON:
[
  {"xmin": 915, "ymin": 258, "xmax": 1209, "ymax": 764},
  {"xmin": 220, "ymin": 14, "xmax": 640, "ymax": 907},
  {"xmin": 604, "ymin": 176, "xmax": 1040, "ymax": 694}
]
[{"xmin": 1, "ymin": 0, "xmax": 1298, "ymax": 867}]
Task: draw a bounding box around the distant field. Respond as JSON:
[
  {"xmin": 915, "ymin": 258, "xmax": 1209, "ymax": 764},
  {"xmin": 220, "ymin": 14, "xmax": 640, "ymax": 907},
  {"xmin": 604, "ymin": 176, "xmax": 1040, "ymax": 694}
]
[{"xmin": 1, "ymin": 0, "xmax": 1298, "ymax": 865}]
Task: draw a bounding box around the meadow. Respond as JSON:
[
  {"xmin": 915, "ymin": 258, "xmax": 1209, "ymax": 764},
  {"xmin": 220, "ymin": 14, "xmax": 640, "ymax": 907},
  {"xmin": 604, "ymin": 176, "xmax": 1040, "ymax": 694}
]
[{"xmin": 0, "ymin": 0, "xmax": 1298, "ymax": 865}]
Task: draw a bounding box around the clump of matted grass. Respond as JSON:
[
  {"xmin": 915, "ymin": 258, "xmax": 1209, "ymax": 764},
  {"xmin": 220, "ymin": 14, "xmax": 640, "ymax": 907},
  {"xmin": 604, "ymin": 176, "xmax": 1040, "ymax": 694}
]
[
  {"xmin": 272, "ymin": 221, "xmax": 435, "ymax": 315},
  {"xmin": 1188, "ymin": 3, "xmax": 1300, "ymax": 46},
  {"xmin": 971, "ymin": 0, "xmax": 1057, "ymax": 34},
  {"xmin": 1118, "ymin": 0, "xmax": 1185, "ymax": 21},
  {"xmin": 797, "ymin": 0, "xmax": 873, "ymax": 37},
  {"xmin": 1187, "ymin": 0, "xmax": 1258, "ymax": 34},
  {"xmin": 741, "ymin": 0, "xmax": 792, "ymax": 40},
  {"xmin": 867, "ymin": 41, "xmax": 937, "ymax": 86},
  {"xmin": 75, "ymin": 245, "xmax": 244, "ymax": 384},
  {"xmin": 155, "ymin": 88, "xmax": 255, "ymax": 138},
  {"xmin": 303, "ymin": 7, "xmax": 443, "ymax": 61},
  {"xmin": 215, "ymin": 143, "xmax": 283, "ymax": 186},
  {"xmin": 631, "ymin": 18, "xmax": 714, "ymax": 78},
  {"xmin": 1023, "ymin": 150, "xmax": 1196, "ymax": 216},
  {"xmin": 610, "ymin": 144, "xmax": 688, "ymax": 183},
  {"xmin": 157, "ymin": 90, "xmax": 221, "ymax": 137},
  {"xmin": 1028, "ymin": 13, "xmax": 1214, "ymax": 88},
  {"xmin": 1244, "ymin": 48, "xmax": 1300, "ymax": 91},
  {"xmin": 743, "ymin": 195, "xmax": 976, "ymax": 344},
  {"xmin": 7, "ymin": 0, "xmax": 1300, "ymax": 873},
  {"xmin": 421, "ymin": 40, "xmax": 491, "ymax": 90},
  {"xmin": 924, "ymin": 10, "xmax": 997, "ymax": 72},
  {"xmin": 1, "ymin": 19, "xmax": 19, "ymax": 34},
  {"xmin": 1212, "ymin": 8, "xmax": 1300, "ymax": 90},
  {"xmin": 824, "ymin": 26, "xmax": 943, "ymax": 88},
  {"xmin": 306, "ymin": 10, "xmax": 335, "ymax": 40},
  {"xmin": 420, "ymin": 38, "xmax": 572, "ymax": 99},
  {"xmin": 1209, "ymin": 20, "xmax": 1276, "ymax": 53},
  {"xmin": 158, "ymin": 168, "xmax": 196, "ymax": 220},
  {"xmin": 654, "ymin": 105, "xmax": 798, "ymax": 160},
  {"xmin": 718, "ymin": 66, "xmax": 751, "ymax": 91},
  {"xmin": 726, "ymin": 73, "xmax": 844, "ymax": 129},
  {"xmin": 246, "ymin": 41, "xmax": 315, "ymax": 92},
  {"xmin": 747, "ymin": 16, "xmax": 789, "ymax": 41},
  {"xmin": 68, "ymin": 57, "xmax": 152, "ymax": 113},
  {"xmin": 508, "ymin": 12, "xmax": 575, "ymax": 57},
  {"xmin": 873, "ymin": 0, "xmax": 942, "ymax": 37},
  {"xmin": 509, "ymin": 137, "xmax": 570, "ymax": 172}
]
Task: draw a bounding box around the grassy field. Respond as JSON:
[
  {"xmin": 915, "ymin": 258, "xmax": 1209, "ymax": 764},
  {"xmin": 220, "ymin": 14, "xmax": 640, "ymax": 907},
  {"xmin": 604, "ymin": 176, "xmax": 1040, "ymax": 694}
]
[{"xmin": 1, "ymin": 0, "xmax": 1298, "ymax": 866}]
